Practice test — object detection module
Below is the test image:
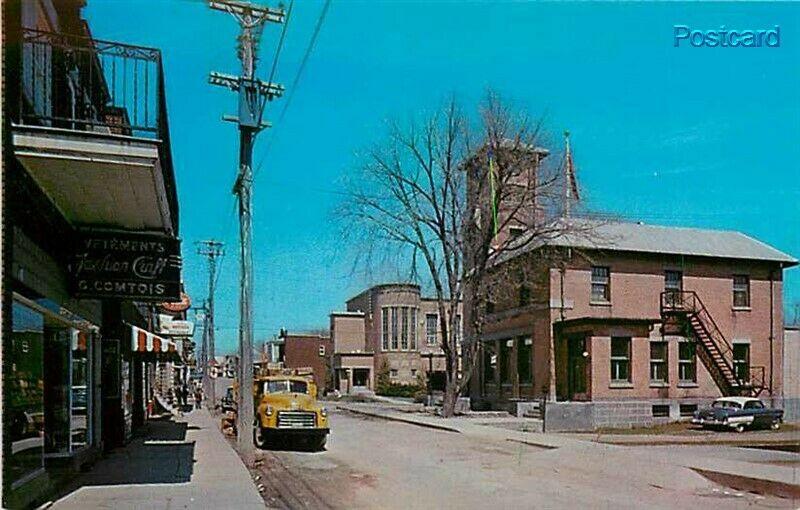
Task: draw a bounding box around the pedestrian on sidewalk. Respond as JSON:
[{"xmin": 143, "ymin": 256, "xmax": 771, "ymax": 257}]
[{"xmin": 194, "ymin": 387, "xmax": 202, "ymax": 410}]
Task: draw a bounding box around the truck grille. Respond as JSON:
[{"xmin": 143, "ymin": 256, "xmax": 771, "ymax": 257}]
[{"xmin": 277, "ymin": 411, "xmax": 316, "ymax": 429}]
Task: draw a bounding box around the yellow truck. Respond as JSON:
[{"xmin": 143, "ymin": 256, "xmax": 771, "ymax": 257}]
[{"xmin": 252, "ymin": 369, "xmax": 329, "ymax": 450}]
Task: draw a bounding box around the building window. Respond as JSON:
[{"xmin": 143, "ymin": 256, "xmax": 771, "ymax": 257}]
[
  {"xmin": 650, "ymin": 342, "xmax": 668, "ymax": 383},
  {"xmin": 678, "ymin": 341, "xmax": 697, "ymax": 383},
  {"xmin": 410, "ymin": 308, "xmax": 417, "ymax": 350},
  {"xmin": 591, "ymin": 266, "xmax": 610, "ymax": 302},
  {"xmin": 517, "ymin": 337, "xmax": 533, "ymax": 384},
  {"xmin": 401, "ymin": 307, "xmax": 409, "ymax": 350},
  {"xmin": 610, "ymin": 337, "xmax": 631, "ymax": 383},
  {"xmin": 509, "ymin": 226, "xmax": 525, "ymax": 239},
  {"xmin": 382, "ymin": 308, "xmax": 389, "ymax": 351},
  {"xmin": 500, "ymin": 339, "xmax": 513, "ymax": 384},
  {"xmin": 679, "ymin": 404, "xmax": 697, "ymax": 417},
  {"xmin": 733, "ymin": 343, "xmax": 750, "ymax": 382},
  {"xmin": 411, "ymin": 369, "xmax": 417, "ymax": 377},
  {"xmin": 652, "ymin": 405, "xmax": 670, "ymax": 418},
  {"xmin": 486, "ymin": 300, "xmax": 495, "ymax": 314},
  {"xmin": 318, "ymin": 344, "xmax": 326, "ymax": 357},
  {"xmin": 733, "ymin": 275, "xmax": 750, "ymax": 307},
  {"xmin": 391, "ymin": 307, "xmax": 399, "ymax": 350},
  {"xmin": 390, "ymin": 369, "xmax": 398, "ymax": 379},
  {"xmin": 426, "ymin": 314, "xmax": 438, "ymax": 346},
  {"xmin": 483, "ymin": 341, "xmax": 497, "ymax": 384},
  {"xmin": 664, "ymin": 270, "xmax": 683, "ymax": 305},
  {"xmin": 454, "ymin": 314, "xmax": 461, "ymax": 343}
]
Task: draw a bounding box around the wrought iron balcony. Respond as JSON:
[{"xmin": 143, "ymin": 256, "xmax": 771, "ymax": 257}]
[{"xmin": 11, "ymin": 28, "xmax": 178, "ymax": 234}]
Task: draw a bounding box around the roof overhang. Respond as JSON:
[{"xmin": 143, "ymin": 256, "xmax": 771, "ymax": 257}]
[{"xmin": 11, "ymin": 124, "xmax": 175, "ymax": 235}]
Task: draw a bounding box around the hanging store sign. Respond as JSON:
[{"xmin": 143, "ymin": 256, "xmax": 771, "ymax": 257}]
[
  {"xmin": 158, "ymin": 314, "xmax": 195, "ymax": 337},
  {"xmin": 69, "ymin": 231, "xmax": 182, "ymax": 301}
]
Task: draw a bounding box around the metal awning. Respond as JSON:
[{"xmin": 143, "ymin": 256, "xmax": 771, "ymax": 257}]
[{"xmin": 131, "ymin": 325, "xmax": 177, "ymax": 354}]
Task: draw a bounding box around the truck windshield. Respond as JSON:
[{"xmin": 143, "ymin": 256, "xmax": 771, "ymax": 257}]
[{"xmin": 264, "ymin": 380, "xmax": 308, "ymax": 394}]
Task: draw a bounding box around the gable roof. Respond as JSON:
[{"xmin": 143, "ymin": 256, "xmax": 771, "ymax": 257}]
[{"xmin": 501, "ymin": 218, "xmax": 797, "ymax": 266}]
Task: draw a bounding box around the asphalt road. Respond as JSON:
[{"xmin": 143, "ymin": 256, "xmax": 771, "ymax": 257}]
[{"xmin": 253, "ymin": 410, "xmax": 798, "ymax": 510}]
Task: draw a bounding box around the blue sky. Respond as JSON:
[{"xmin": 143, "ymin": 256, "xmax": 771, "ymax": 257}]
[{"xmin": 85, "ymin": 1, "xmax": 800, "ymax": 354}]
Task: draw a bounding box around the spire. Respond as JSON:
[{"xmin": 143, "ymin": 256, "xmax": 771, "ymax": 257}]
[{"xmin": 563, "ymin": 130, "xmax": 580, "ymax": 217}]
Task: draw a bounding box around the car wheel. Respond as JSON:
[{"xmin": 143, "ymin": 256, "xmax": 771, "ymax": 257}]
[
  {"xmin": 771, "ymin": 419, "xmax": 781, "ymax": 431},
  {"xmin": 734, "ymin": 423, "xmax": 746, "ymax": 433}
]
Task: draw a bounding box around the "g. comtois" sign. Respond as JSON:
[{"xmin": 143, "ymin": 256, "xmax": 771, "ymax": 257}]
[{"xmin": 69, "ymin": 231, "xmax": 182, "ymax": 301}]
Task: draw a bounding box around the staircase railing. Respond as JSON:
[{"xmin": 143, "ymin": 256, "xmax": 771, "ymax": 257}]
[{"xmin": 660, "ymin": 291, "xmax": 741, "ymax": 393}]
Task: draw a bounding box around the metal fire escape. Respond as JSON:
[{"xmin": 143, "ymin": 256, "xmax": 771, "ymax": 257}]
[{"xmin": 660, "ymin": 291, "xmax": 766, "ymax": 396}]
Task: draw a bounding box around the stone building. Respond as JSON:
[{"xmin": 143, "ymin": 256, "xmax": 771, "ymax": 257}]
[{"xmin": 331, "ymin": 284, "xmax": 462, "ymax": 394}]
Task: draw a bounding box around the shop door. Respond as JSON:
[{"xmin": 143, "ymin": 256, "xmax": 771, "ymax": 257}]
[{"xmin": 567, "ymin": 336, "xmax": 589, "ymax": 400}]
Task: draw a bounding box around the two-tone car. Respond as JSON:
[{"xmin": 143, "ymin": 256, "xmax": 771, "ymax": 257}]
[{"xmin": 692, "ymin": 397, "xmax": 783, "ymax": 433}]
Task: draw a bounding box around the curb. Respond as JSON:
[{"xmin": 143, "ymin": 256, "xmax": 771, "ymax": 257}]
[
  {"xmin": 336, "ymin": 405, "xmax": 462, "ymax": 434},
  {"xmin": 691, "ymin": 467, "xmax": 800, "ymax": 500}
]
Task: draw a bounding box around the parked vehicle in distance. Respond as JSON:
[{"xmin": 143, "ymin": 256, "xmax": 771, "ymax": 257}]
[
  {"xmin": 221, "ymin": 387, "xmax": 236, "ymax": 413},
  {"xmin": 692, "ymin": 397, "xmax": 783, "ymax": 433}
]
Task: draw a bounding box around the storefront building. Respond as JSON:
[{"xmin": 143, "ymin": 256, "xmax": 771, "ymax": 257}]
[{"xmin": 2, "ymin": 1, "xmax": 182, "ymax": 506}]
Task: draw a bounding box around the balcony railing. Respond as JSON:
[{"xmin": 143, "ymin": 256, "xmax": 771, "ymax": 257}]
[{"xmin": 15, "ymin": 28, "xmax": 179, "ymax": 232}]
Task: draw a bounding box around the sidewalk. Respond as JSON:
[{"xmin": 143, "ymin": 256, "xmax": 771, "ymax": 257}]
[{"xmin": 49, "ymin": 408, "xmax": 264, "ymax": 509}]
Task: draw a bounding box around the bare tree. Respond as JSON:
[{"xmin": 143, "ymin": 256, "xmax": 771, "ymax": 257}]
[{"xmin": 344, "ymin": 92, "xmax": 596, "ymax": 416}]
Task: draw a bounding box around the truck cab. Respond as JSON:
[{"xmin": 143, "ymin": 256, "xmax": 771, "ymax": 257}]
[{"xmin": 253, "ymin": 371, "xmax": 329, "ymax": 450}]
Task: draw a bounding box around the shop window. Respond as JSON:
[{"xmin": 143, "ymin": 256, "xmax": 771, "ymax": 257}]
[
  {"xmin": 650, "ymin": 342, "xmax": 668, "ymax": 383},
  {"xmin": 678, "ymin": 341, "xmax": 697, "ymax": 383},
  {"xmin": 733, "ymin": 275, "xmax": 750, "ymax": 308},
  {"xmin": 610, "ymin": 337, "xmax": 631, "ymax": 383},
  {"xmin": 8, "ymin": 301, "xmax": 45, "ymax": 487},
  {"xmin": 591, "ymin": 266, "xmax": 610, "ymax": 303},
  {"xmin": 517, "ymin": 337, "xmax": 533, "ymax": 384}
]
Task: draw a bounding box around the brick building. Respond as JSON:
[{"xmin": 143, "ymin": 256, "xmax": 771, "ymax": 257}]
[
  {"xmin": 468, "ymin": 219, "xmax": 796, "ymax": 429},
  {"xmin": 330, "ymin": 284, "xmax": 462, "ymax": 394},
  {"xmin": 277, "ymin": 331, "xmax": 333, "ymax": 391}
]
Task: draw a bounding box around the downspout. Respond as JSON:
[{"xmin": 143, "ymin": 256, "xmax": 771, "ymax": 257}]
[{"xmin": 769, "ymin": 266, "xmax": 777, "ymax": 396}]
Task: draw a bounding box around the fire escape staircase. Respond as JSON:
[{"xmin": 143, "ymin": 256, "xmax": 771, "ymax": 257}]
[{"xmin": 660, "ymin": 291, "xmax": 765, "ymax": 397}]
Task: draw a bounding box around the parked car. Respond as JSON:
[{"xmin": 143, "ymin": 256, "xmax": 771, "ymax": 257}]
[
  {"xmin": 221, "ymin": 387, "xmax": 236, "ymax": 413},
  {"xmin": 692, "ymin": 397, "xmax": 783, "ymax": 433}
]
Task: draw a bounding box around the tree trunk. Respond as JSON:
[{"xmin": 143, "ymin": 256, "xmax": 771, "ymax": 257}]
[{"xmin": 442, "ymin": 377, "xmax": 459, "ymax": 417}]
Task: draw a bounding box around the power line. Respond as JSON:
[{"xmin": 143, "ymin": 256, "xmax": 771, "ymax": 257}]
[{"xmin": 253, "ymin": 0, "xmax": 331, "ymax": 180}]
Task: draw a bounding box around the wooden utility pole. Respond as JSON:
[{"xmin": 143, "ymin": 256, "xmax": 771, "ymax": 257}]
[
  {"xmin": 197, "ymin": 239, "xmax": 224, "ymax": 406},
  {"xmin": 209, "ymin": 0, "xmax": 285, "ymax": 453}
]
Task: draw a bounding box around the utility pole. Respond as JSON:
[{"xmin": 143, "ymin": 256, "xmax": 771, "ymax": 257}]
[
  {"xmin": 197, "ymin": 240, "xmax": 224, "ymax": 408},
  {"xmin": 190, "ymin": 299, "xmax": 210, "ymax": 403},
  {"xmin": 209, "ymin": 0, "xmax": 285, "ymax": 453}
]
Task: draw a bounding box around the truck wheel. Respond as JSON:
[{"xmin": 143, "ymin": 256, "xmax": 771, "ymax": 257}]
[
  {"xmin": 771, "ymin": 419, "xmax": 781, "ymax": 431},
  {"xmin": 253, "ymin": 425, "xmax": 267, "ymax": 449},
  {"xmin": 734, "ymin": 423, "xmax": 746, "ymax": 433},
  {"xmin": 313, "ymin": 435, "xmax": 327, "ymax": 451}
]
